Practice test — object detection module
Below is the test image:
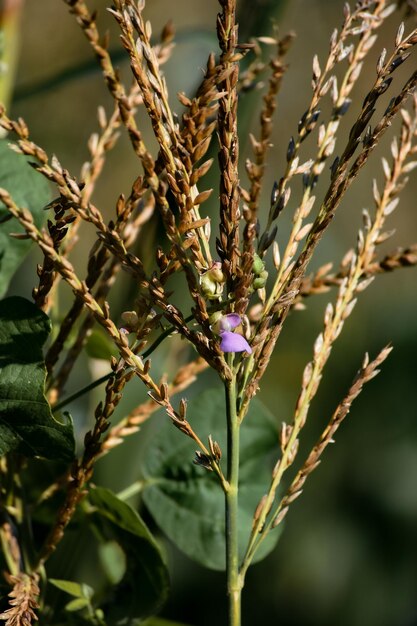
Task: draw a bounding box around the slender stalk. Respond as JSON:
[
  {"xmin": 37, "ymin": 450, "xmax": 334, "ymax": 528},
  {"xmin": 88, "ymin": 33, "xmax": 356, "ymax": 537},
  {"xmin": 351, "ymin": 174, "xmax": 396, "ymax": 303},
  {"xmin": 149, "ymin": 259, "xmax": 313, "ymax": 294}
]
[
  {"xmin": 52, "ymin": 371, "xmax": 115, "ymax": 412},
  {"xmin": 52, "ymin": 314, "xmax": 195, "ymax": 412},
  {"xmin": 224, "ymin": 359, "xmax": 242, "ymax": 625}
]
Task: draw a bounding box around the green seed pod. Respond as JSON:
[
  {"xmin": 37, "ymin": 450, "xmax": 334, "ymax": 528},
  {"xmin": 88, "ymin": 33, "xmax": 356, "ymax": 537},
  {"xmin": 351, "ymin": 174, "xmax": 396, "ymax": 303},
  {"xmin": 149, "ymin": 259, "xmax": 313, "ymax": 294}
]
[{"xmin": 253, "ymin": 253, "xmax": 265, "ymax": 275}]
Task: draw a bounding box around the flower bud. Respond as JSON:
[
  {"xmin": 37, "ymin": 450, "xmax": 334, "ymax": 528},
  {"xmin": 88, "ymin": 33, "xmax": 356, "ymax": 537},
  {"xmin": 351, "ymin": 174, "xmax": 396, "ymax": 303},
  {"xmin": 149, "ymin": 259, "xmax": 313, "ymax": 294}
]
[
  {"xmin": 200, "ymin": 262, "xmax": 225, "ymax": 300},
  {"xmin": 252, "ymin": 253, "xmax": 265, "ymax": 275},
  {"xmin": 253, "ymin": 269, "xmax": 268, "ymax": 290},
  {"xmin": 121, "ymin": 310, "xmax": 140, "ymax": 331}
]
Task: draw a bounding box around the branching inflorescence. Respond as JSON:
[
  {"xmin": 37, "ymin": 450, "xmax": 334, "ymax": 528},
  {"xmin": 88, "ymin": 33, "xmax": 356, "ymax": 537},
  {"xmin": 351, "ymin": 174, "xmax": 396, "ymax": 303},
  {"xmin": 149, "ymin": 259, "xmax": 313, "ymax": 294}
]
[{"xmin": 0, "ymin": 0, "xmax": 416, "ymax": 624}]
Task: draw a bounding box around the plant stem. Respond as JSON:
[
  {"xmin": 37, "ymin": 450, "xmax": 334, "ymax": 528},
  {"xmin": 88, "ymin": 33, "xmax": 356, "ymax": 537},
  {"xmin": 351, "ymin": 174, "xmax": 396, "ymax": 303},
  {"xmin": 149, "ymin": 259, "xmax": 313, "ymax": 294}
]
[
  {"xmin": 225, "ymin": 361, "xmax": 242, "ymax": 625},
  {"xmin": 52, "ymin": 313, "xmax": 195, "ymax": 412},
  {"xmin": 52, "ymin": 371, "xmax": 115, "ymax": 412}
]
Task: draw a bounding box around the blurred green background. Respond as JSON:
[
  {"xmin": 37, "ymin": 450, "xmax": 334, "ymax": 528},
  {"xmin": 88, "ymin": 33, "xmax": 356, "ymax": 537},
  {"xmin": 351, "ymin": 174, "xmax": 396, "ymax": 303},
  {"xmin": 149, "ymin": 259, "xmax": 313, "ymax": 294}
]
[{"xmin": 3, "ymin": 0, "xmax": 417, "ymax": 624}]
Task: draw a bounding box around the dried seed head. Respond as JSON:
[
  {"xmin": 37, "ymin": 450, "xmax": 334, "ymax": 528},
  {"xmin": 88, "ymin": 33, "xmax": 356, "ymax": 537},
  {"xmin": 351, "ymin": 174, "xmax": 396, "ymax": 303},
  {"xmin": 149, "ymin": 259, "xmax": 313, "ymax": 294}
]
[
  {"xmin": 377, "ymin": 48, "xmax": 387, "ymax": 75},
  {"xmin": 286, "ymin": 136, "xmax": 296, "ymax": 162},
  {"xmin": 194, "ymin": 451, "xmax": 213, "ymax": 471},
  {"xmin": 272, "ymin": 241, "xmax": 281, "ymax": 269},
  {"xmin": 208, "ymin": 435, "xmax": 222, "ymax": 461},
  {"xmin": 253, "ymin": 495, "xmax": 268, "ymax": 524},
  {"xmin": 273, "ymin": 506, "xmax": 289, "ymax": 527}
]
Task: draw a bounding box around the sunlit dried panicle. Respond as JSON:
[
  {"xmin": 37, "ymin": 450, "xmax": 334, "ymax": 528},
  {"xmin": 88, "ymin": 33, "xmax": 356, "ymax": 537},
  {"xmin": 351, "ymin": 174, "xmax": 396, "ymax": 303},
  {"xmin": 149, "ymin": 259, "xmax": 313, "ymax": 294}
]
[
  {"xmin": 255, "ymin": 7, "xmax": 398, "ymax": 326},
  {"xmin": 269, "ymin": 345, "xmax": 393, "ymax": 532},
  {"xmin": 117, "ymin": 30, "xmax": 219, "ymax": 272},
  {"xmin": 257, "ymin": 80, "xmax": 417, "ymax": 528},
  {"xmin": 0, "ymin": 573, "xmax": 40, "ymax": 626},
  {"xmin": 243, "ymin": 30, "xmax": 293, "ymax": 267}
]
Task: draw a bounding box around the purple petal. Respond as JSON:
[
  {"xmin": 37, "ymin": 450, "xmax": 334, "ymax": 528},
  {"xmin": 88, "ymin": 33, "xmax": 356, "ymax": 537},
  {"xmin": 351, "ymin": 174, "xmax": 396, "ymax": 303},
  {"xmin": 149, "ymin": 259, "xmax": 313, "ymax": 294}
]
[
  {"xmin": 219, "ymin": 331, "xmax": 252, "ymax": 354},
  {"xmin": 219, "ymin": 313, "xmax": 241, "ymax": 332}
]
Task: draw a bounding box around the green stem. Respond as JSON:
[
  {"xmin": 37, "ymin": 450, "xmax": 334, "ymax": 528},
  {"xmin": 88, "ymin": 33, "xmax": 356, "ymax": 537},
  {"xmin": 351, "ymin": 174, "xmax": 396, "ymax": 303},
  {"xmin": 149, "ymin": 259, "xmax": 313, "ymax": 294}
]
[
  {"xmin": 116, "ymin": 479, "xmax": 148, "ymax": 501},
  {"xmin": 225, "ymin": 361, "xmax": 242, "ymax": 625},
  {"xmin": 52, "ymin": 314, "xmax": 195, "ymax": 412},
  {"xmin": 52, "ymin": 371, "xmax": 115, "ymax": 412}
]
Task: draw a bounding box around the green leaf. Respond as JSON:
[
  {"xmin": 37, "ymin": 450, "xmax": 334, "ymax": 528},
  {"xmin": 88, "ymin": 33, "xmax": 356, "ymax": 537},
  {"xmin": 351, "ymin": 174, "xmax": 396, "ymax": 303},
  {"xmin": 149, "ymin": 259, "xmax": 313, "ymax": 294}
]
[
  {"xmin": 98, "ymin": 541, "xmax": 125, "ymax": 585},
  {"xmin": 88, "ymin": 486, "xmax": 170, "ymax": 624},
  {"xmin": 65, "ymin": 598, "xmax": 91, "ymax": 612},
  {"xmin": 0, "ymin": 296, "xmax": 75, "ymax": 459},
  {"xmin": 85, "ymin": 326, "xmax": 116, "ymax": 360},
  {"xmin": 142, "ymin": 387, "xmax": 281, "ymax": 570},
  {"xmin": 49, "ymin": 579, "xmax": 94, "ymax": 600},
  {"xmin": 0, "ymin": 139, "xmax": 50, "ymax": 297}
]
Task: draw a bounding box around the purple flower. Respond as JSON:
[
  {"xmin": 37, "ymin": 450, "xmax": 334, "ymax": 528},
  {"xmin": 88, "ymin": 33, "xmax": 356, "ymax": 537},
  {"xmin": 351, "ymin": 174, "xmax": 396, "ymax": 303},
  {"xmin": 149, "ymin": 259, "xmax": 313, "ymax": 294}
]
[
  {"xmin": 219, "ymin": 331, "xmax": 252, "ymax": 353},
  {"xmin": 218, "ymin": 313, "xmax": 241, "ymax": 333},
  {"xmin": 216, "ymin": 313, "xmax": 252, "ymax": 354}
]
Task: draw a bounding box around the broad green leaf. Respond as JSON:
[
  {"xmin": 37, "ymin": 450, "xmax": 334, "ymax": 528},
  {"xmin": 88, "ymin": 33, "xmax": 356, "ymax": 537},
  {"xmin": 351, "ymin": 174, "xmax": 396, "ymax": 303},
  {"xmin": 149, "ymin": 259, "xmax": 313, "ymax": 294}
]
[
  {"xmin": 49, "ymin": 579, "xmax": 94, "ymax": 600},
  {"xmin": 0, "ymin": 296, "xmax": 75, "ymax": 459},
  {"xmin": 142, "ymin": 387, "xmax": 281, "ymax": 571},
  {"xmin": 0, "ymin": 139, "xmax": 50, "ymax": 297},
  {"xmin": 88, "ymin": 486, "xmax": 170, "ymax": 624}
]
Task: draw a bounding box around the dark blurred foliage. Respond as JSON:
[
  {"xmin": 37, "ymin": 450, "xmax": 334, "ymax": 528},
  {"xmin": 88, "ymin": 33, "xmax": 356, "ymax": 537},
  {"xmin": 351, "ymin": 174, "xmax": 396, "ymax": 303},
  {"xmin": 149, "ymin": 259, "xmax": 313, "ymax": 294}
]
[{"xmin": 6, "ymin": 0, "xmax": 417, "ymax": 624}]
